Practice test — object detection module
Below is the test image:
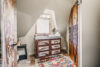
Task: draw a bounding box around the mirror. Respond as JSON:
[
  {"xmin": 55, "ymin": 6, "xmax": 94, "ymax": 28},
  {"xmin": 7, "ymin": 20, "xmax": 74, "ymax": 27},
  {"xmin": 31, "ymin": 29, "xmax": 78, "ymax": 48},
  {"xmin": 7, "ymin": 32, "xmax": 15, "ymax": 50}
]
[
  {"xmin": 36, "ymin": 18, "xmax": 50, "ymax": 35},
  {"xmin": 35, "ymin": 9, "xmax": 58, "ymax": 36}
]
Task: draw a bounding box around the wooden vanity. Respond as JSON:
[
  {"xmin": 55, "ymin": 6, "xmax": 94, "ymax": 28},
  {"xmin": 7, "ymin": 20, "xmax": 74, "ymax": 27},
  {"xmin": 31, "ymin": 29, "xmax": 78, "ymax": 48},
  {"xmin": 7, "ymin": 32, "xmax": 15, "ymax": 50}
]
[{"xmin": 35, "ymin": 36, "xmax": 61, "ymax": 58}]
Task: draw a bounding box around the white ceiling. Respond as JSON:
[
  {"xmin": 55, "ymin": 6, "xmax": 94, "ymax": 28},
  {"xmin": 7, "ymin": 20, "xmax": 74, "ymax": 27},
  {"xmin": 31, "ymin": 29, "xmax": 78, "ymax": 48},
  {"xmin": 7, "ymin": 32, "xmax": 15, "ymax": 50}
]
[{"xmin": 0, "ymin": 0, "xmax": 75, "ymax": 37}]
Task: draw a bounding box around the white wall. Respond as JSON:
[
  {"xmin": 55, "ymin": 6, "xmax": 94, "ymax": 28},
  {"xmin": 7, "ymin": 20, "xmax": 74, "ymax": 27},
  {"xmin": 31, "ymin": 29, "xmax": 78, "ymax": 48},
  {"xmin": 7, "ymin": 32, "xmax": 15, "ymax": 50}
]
[
  {"xmin": 16, "ymin": 0, "xmax": 74, "ymax": 55},
  {"xmin": 16, "ymin": 0, "xmax": 74, "ymax": 38},
  {"xmin": 82, "ymin": 0, "xmax": 100, "ymax": 67}
]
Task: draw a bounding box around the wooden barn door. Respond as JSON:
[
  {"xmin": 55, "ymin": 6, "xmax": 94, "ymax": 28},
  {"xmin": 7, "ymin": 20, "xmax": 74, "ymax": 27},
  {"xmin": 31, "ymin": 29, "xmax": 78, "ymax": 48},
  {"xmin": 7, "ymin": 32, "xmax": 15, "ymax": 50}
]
[
  {"xmin": 68, "ymin": 3, "xmax": 78, "ymax": 67},
  {"xmin": 1, "ymin": 0, "xmax": 17, "ymax": 67}
]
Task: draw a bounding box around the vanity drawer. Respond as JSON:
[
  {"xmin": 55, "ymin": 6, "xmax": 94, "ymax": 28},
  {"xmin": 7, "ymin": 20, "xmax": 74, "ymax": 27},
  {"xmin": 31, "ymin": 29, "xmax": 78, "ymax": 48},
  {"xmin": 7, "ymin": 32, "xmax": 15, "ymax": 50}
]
[
  {"xmin": 52, "ymin": 44, "xmax": 60, "ymax": 49},
  {"xmin": 38, "ymin": 46, "xmax": 49, "ymax": 51},
  {"xmin": 51, "ymin": 39, "xmax": 60, "ymax": 44},
  {"xmin": 52, "ymin": 50, "xmax": 60, "ymax": 54},
  {"xmin": 38, "ymin": 40, "xmax": 49, "ymax": 45},
  {"xmin": 38, "ymin": 51, "xmax": 49, "ymax": 57}
]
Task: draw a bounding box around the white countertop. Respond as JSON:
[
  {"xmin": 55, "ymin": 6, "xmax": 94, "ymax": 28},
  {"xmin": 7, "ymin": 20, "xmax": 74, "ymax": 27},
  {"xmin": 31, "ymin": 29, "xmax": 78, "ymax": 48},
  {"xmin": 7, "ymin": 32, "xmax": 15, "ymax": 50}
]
[{"xmin": 35, "ymin": 35, "xmax": 61, "ymax": 40}]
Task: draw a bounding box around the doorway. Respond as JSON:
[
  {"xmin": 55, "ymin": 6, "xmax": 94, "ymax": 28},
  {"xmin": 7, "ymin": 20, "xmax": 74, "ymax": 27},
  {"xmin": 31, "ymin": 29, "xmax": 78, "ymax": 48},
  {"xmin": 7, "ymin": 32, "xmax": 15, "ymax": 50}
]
[{"xmin": 1, "ymin": 0, "xmax": 82, "ymax": 67}]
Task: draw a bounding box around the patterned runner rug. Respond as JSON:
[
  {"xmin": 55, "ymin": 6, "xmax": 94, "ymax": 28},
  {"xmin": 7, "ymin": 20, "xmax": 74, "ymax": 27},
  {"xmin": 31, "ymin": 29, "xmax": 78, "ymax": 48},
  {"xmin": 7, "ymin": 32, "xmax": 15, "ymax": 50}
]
[{"xmin": 36, "ymin": 54, "xmax": 76, "ymax": 67}]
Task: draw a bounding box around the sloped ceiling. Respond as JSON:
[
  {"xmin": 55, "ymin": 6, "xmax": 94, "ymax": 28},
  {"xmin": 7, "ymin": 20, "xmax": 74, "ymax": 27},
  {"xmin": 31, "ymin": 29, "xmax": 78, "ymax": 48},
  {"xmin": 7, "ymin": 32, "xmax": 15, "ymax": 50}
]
[{"xmin": 16, "ymin": 0, "xmax": 74, "ymax": 37}]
